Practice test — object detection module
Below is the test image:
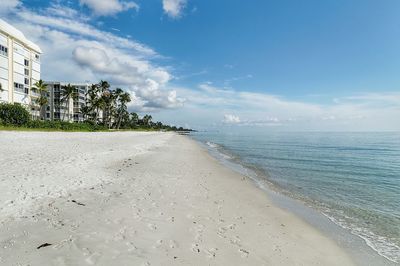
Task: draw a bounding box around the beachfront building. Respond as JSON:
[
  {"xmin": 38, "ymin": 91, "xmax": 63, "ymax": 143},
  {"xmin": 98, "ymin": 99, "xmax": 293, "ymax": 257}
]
[
  {"xmin": 0, "ymin": 19, "xmax": 42, "ymax": 118},
  {"xmin": 44, "ymin": 82, "xmax": 89, "ymax": 122}
]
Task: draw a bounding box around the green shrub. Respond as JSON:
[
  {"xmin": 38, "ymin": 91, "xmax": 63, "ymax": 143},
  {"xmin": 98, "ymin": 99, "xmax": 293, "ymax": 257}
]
[
  {"xmin": 24, "ymin": 120, "xmax": 107, "ymax": 131},
  {"xmin": 0, "ymin": 103, "xmax": 31, "ymax": 126}
]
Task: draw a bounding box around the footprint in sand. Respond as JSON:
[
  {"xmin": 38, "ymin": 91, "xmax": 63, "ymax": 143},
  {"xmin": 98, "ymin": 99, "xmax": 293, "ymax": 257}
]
[
  {"xmin": 147, "ymin": 223, "xmax": 157, "ymax": 230},
  {"xmin": 126, "ymin": 242, "xmax": 138, "ymax": 253},
  {"xmin": 229, "ymin": 236, "xmax": 241, "ymax": 247},
  {"xmin": 113, "ymin": 227, "xmax": 127, "ymax": 241},
  {"xmin": 85, "ymin": 252, "xmax": 102, "ymax": 265},
  {"xmin": 204, "ymin": 247, "xmax": 218, "ymax": 258},
  {"xmin": 228, "ymin": 223, "xmax": 236, "ymax": 230},
  {"xmin": 189, "ymin": 222, "xmax": 204, "ymax": 242},
  {"xmin": 217, "ymin": 226, "xmax": 227, "ymax": 238},
  {"xmin": 169, "ymin": 240, "xmax": 179, "ymax": 249},
  {"xmin": 238, "ymin": 248, "xmax": 250, "ymax": 258},
  {"xmin": 153, "ymin": 239, "xmax": 163, "ymax": 249},
  {"xmin": 191, "ymin": 243, "xmax": 201, "ymax": 253}
]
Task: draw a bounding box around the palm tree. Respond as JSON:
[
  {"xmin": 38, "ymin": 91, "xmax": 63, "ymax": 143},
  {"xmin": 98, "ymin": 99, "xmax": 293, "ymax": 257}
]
[
  {"xmin": 115, "ymin": 90, "xmax": 131, "ymax": 129},
  {"xmin": 142, "ymin": 114, "xmax": 152, "ymax": 126},
  {"xmin": 130, "ymin": 112, "xmax": 139, "ymax": 128},
  {"xmin": 156, "ymin": 121, "xmax": 163, "ymax": 129},
  {"xmin": 93, "ymin": 95, "xmax": 105, "ymax": 124},
  {"xmin": 99, "ymin": 80, "xmax": 110, "ymax": 92},
  {"xmin": 61, "ymin": 84, "xmax": 77, "ymax": 122},
  {"xmin": 32, "ymin": 80, "xmax": 48, "ymax": 120},
  {"xmin": 80, "ymin": 105, "xmax": 91, "ymax": 121},
  {"xmin": 96, "ymin": 81, "xmax": 112, "ymax": 125},
  {"xmin": 84, "ymin": 84, "xmax": 99, "ymax": 122},
  {"xmin": 101, "ymin": 89, "xmax": 116, "ymax": 129}
]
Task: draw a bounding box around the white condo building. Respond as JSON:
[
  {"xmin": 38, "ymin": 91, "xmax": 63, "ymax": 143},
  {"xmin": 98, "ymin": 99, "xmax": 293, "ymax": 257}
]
[
  {"xmin": 0, "ymin": 19, "xmax": 42, "ymax": 114},
  {"xmin": 44, "ymin": 82, "xmax": 89, "ymax": 122}
]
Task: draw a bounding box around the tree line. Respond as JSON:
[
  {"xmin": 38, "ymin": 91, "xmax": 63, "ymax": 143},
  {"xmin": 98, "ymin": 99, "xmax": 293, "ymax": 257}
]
[{"xmin": 31, "ymin": 80, "xmax": 190, "ymax": 131}]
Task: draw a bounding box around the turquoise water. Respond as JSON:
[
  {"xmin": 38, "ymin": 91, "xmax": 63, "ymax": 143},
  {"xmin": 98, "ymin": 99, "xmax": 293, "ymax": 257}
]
[{"xmin": 192, "ymin": 131, "xmax": 400, "ymax": 264}]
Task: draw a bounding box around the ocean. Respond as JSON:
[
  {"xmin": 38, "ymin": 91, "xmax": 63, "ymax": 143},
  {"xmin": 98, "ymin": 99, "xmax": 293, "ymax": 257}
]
[{"xmin": 191, "ymin": 130, "xmax": 400, "ymax": 265}]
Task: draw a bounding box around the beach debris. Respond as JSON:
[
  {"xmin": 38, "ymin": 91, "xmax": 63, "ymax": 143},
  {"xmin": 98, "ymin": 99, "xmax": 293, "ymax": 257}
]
[
  {"xmin": 37, "ymin": 243, "xmax": 52, "ymax": 249},
  {"xmin": 71, "ymin": 200, "xmax": 86, "ymax": 206}
]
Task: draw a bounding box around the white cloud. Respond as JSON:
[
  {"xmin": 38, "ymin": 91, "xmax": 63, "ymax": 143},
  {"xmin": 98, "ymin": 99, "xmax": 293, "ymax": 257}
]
[
  {"xmin": 1, "ymin": 2, "xmax": 181, "ymax": 112},
  {"xmin": 16, "ymin": 9, "xmax": 155, "ymax": 55},
  {"xmin": 342, "ymin": 93, "xmax": 400, "ymax": 106},
  {"xmin": 162, "ymin": 0, "xmax": 187, "ymax": 18},
  {"xmin": 0, "ymin": 0, "xmax": 20, "ymax": 14},
  {"xmin": 45, "ymin": 3, "xmax": 85, "ymax": 19},
  {"xmin": 131, "ymin": 79, "xmax": 185, "ymax": 111},
  {"xmin": 223, "ymin": 114, "xmax": 241, "ymax": 124},
  {"xmin": 165, "ymin": 84, "xmax": 400, "ymax": 131},
  {"xmin": 198, "ymin": 83, "xmax": 233, "ymax": 95},
  {"xmin": 224, "ymin": 74, "xmax": 253, "ymax": 86},
  {"xmin": 79, "ymin": 0, "xmax": 139, "ymax": 16}
]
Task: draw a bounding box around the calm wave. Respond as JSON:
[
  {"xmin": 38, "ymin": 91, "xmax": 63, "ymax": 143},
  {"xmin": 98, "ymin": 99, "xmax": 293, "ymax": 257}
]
[{"xmin": 192, "ymin": 131, "xmax": 400, "ymax": 264}]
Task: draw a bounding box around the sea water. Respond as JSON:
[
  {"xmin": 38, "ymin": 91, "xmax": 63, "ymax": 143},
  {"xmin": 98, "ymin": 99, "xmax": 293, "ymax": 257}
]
[{"xmin": 191, "ymin": 130, "xmax": 400, "ymax": 264}]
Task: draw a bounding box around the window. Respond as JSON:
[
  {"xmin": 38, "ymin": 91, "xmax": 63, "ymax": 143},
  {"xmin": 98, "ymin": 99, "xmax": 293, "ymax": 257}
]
[
  {"xmin": 24, "ymin": 78, "xmax": 29, "ymax": 85},
  {"xmin": 24, "ymin": 59, "xmax": 29, "ymax": 66},
  {"xmin": 0, "ymin": 45, "xmax": 8, "ymax": 56},
  {"xmin": 14, "ymin": 82, "xmax": 23, "ymax": 89},
  {"xmin": 14, "ymin": 82, "xmax": 26, "ymax": 93},
  {"xmin": 35, "ymin": 54, "xmax": 40, "ymax": 60},
  {"xmin": 24, "ymin": 69, "xmax": 29, "ymax": 76}
]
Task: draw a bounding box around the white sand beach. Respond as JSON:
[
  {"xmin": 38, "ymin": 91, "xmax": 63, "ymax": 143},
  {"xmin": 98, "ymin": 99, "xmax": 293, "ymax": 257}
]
[{"xmin": 0, "ymin": 131, "xmax": 355, "ymax": 265}]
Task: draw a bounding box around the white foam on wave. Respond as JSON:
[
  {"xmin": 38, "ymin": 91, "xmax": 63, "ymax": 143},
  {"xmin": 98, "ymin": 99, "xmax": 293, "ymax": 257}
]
[
  {"xmin": 205, "ymin": 141, "xmax": 233, "ymax": 160},
  {"xmin": 321, "ymin": 212, "xmax": 400, "ymax": 264},
  {"xmin": 206, "ymin": 141, "xmax": 219, "ymax": 148}
]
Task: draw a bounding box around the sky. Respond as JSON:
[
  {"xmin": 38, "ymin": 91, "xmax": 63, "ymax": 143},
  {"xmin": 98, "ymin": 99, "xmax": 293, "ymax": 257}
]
[{"xmin": 1, "ymin": 0, "xmax": 399, "ymax": 131}]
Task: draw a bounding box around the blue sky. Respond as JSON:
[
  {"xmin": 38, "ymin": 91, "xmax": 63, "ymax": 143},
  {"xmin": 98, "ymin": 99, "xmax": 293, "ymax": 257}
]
[{"xmin": 1, "ymin": 0, "xmax": 399, "ymax": 130}]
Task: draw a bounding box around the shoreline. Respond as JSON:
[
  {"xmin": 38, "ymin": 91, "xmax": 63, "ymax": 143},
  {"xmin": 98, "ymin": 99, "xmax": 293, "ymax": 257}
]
[
  {"xmin": 193, "ymin": 135, "xmax": 397, "ymax": 266},
  {"xmin": 1, "ymin": 131, "xmax": 355, "ymax": 265}
]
